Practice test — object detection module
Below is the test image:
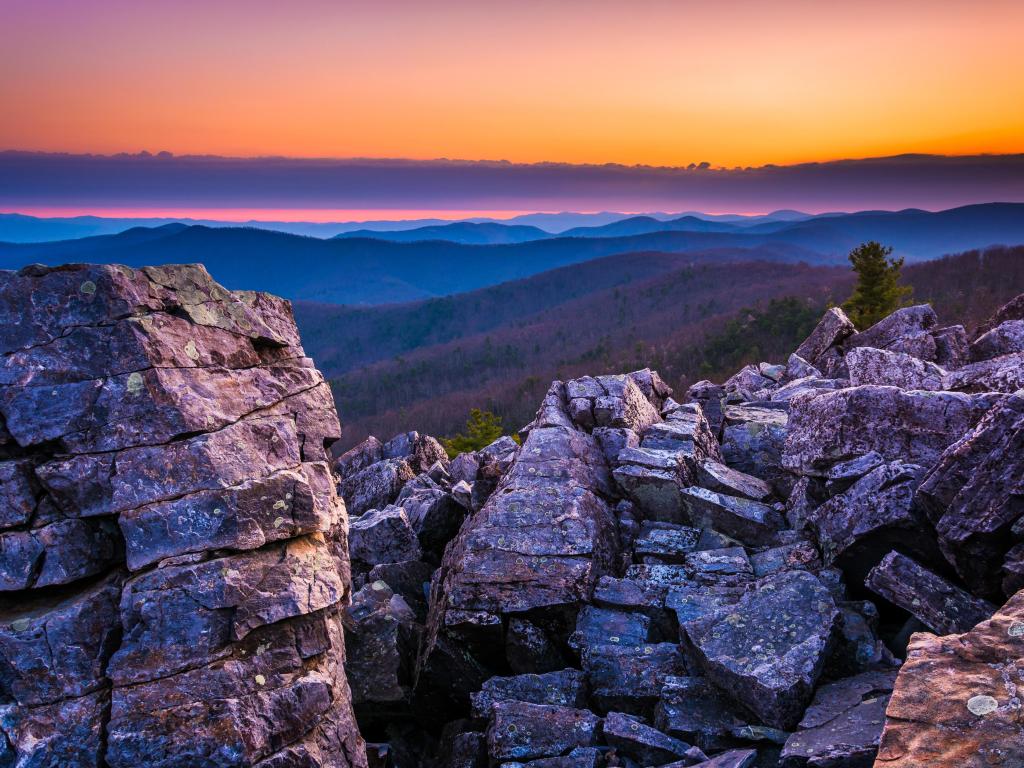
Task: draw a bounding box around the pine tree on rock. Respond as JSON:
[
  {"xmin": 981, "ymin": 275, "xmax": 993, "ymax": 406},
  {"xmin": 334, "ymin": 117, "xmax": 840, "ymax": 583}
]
[{"xmin": 842, "ymin": 241, "xmax": 913, "ymax": 328}]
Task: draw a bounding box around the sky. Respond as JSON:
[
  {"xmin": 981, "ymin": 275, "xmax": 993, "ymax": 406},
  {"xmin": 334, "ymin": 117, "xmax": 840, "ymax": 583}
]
[{"xmin": 2, "ymin": 0, "xmax": 1022, "ymax": 218}]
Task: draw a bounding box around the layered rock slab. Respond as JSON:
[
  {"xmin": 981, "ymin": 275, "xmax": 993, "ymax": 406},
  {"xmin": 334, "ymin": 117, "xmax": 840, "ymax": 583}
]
[{"xmin": 0, "ymin": 264, "xmax": 365, "ymax": 768}]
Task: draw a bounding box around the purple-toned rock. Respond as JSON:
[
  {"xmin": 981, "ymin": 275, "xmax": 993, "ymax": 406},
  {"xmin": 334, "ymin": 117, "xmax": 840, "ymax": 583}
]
[
  {"xmin": 603, "ymin": 710, "xmax": 699, "ymax": 766},
  {"xmin": 823, "ymin": 451, "xmax": 884, "ymax": 494},
  {"xmin": 613, "ymin": 447, "xmax": 692, "ymax": 523},
  {"xmin": 683, "ymin": 570, "xmax": 840, "ymax": 729},
  {"xmin": 917, "ymin": 391, "xmax": 1024, "ymax": 597},
  {"xmin": 724, "ymin": 365, "xmax": 774, "ymax": 399},
  {"xmin": 0, "ymin": 460, "xmax": 36, "ymax": 530},
  {"xmin": 969, "ymin": 319, "xmax": 1024, "ymax": 362},
  {"xmin": 0, "ymin": 263, "xmax": 366, "ymax": 768},
  {"xmin": 944, "ymin": 351, "xmax": 1024, "ymax": 393},
  {"xmin": 592, "ymin": 376, "xmax": 662, "ymax": 433},
  {"xmin": 655, "ymin": 676, "xmax": 750, "ymax": 751},
  {"xmin": 336, "ymin": 436, "xmax": 384, "ymax": 477},
  {"xmin": 401, "ymin": 487, "xmax": 465, "ymax": 556},
  {"xmin": 1003, "ymin": 544, "xmax": 1024, "ymax": 596},
  {"xmin": 341, "ymin": 458, "xmax": 416, "ymax": 517},
  {"xmin": 932, "ymin": 324, "xmax": 969, "ymax": 368},
  {"xmin": 505, "ymin": 618, "xmax": 570, "ymax": 675},
  {"xmin": 785, "ymin": 354, "xmax": 823, "ymax": 381},
  {"xmin": 770, "ymin": 376, "xmax": 845, "ymax": 402},
  {"xmin": 805, "ymin": 461, "xmax": 932, "ymax": 580},
  {"xmin": 866, "ymin": 551, "xmax": 996, "ymax": 635},
  {"xmin": 720, "ymin": 405, "xmax": 789, "ymax": 493},
  {"xmin": 343, "ymin": 580, "xmax": 421, "ymax": 708},
  {"xmin": 634, "ymin": 521, "xmax": 702, "ymax": 564},
  {"xmin": 782, "ymin": 386, "xmax": 997, "ymax": 476},
  {"xmin": 680, "ymin": 487, "xmax": 784, "ymax": 547},
  {"xmin": 583, "ymin": 642, "xmax": 687, "ymax": 716},
  {"xmin": 694, "ymin": 459, "xmax": 773, "ymax": 501},
  {"xmin": 570, "ymin": 605, "xmax": 651, "ymax": 651},
  {"xmin": 875, "ymin": 589, "xmax": 1024, "ymax": 768},
  {"xmin": 794, "ymin": 308, "xmax": 857, "ymax": 371},
  {"xmin": 350, "ymin": 506, "xmax": 423, "ymax": 566},
  {"xmin": 0, "ymin": 688, "xmax": 109, "ymax": 768},
  {"xmin": 845, "ymin": 347, "xmax": 945, "ymax": 390},
  {"xmin": 843, "ymin": 305, "xmax": 939, "ymax": 361},
  {"xmin": 686, "ymin": 750, "xmax": 757, "ymax": 768},
  {"xmin": 781, "ymin": 669, "xmax": 896, "ymax": 767},
  {"xmin": 486, "ymin": 701, "xmax": 600, "ymax": 762},
  {"xmin": 470, "ymin": 669, "xmax": 588, "ymax": 719}
]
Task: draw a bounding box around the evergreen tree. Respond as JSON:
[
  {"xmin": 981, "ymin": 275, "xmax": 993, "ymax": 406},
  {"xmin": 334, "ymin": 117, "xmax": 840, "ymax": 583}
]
[
  {"xmin": 443, "ymin": 408, "xmax": 507, "ymax": 457},
  {"xmin": 841, "ymin": 241, "xmax": 912, "ymax": 328}
]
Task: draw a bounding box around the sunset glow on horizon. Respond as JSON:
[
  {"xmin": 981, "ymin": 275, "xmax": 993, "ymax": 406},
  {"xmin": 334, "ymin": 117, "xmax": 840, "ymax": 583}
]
[{"xmin": 2, "ymin": 0, "xmax": 1023, "ymax": 168}]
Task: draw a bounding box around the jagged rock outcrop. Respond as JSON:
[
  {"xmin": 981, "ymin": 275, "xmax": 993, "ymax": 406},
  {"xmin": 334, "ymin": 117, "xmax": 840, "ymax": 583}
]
[
  {"xmin": 8, "ymin": 265, "xmax": 1024, "ymax": 768},
  {"xmin": 0, "ymin": 264, "xmax": 365, "ymax": 767}
]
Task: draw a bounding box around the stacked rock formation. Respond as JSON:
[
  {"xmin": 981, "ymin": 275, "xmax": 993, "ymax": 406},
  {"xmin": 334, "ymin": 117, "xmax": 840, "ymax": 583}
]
[
  {"xmin": 337, "ymin": 296, "xmax": 1024, "ymax": 768},
  {"xmin": 0, "ymin": 265, "xmax": 366, "ymax": 767}
]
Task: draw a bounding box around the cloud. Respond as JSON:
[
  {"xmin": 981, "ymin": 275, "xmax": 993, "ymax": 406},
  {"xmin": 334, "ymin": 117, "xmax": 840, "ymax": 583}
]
[{"xmin": 1, "ymin": 151, "xmax": 1022, "ymax": 214}]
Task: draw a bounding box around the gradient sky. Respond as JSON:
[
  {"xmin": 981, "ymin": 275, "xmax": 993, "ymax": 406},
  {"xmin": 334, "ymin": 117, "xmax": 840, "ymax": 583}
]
[{"xmin": 2, "ymin": 0, "xmax": 1023, "ymax": 168}]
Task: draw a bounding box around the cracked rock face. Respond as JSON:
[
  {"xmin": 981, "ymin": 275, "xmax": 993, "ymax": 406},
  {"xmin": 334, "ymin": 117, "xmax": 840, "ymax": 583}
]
[{"xmin": 0, "ymin": 264, "xmax": 365, "ymax": 768}]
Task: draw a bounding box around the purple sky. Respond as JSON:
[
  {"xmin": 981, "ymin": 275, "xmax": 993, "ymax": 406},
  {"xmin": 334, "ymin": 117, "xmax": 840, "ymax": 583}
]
[{"xmin": 2, "ymin": 151, "xmax": 1023, "ymax": 218}]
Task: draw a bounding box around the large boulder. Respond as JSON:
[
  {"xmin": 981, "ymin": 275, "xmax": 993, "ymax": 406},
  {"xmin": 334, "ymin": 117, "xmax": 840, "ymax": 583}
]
[
  {"xmin": 845, "ymin": 347, "xmax": 945, "ymax": 390},
  {"xmin": 782, "ymin": 386, "xmax": 998, "ymax": 476},
  {"xmin": 917, "ymin": 391, "xmax": 1024, "ymax": 598},
  {"xmin": 875, "ymin": 589, "xmax": 1024, "ymax": 767},
  {"xmin": 0, "ymin": 264, "xmax": 366, "ymax": 768}
]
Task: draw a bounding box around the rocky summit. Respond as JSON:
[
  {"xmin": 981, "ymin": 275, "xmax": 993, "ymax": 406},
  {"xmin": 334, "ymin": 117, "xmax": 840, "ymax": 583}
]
[{"xmin": 2, "ymin": 266, "xmax": 1024, "ymax": 768}]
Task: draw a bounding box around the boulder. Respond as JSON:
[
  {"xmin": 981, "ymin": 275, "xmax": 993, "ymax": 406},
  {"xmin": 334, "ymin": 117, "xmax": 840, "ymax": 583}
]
[
  {"xmin": 679, "ymin": 487, "xmax": 784, "ymax": 547},
  {"xmin": 603, "ymin": 710, "xmax": 699, "ymax": 766},
  {"xmin": 842, "ymin": 305, "xmax": 939, "ymax": 360},
  {"xmin": 781, "ymin": 669, "xmax": 897, "ymax": 767},
  {"xmin": 655, "ymin": 676, "xmax": 750, "ymax": 752},
  {"xmin": 335, "ymin": 436, "xmax": 384, "ymax": 478},
  {"xmin": 486, "ymin": 701, "xmax": 600, "ymax": 762},
  {"xmin": 350, "ymin": 506, "xmax": 423, "ymax": 566},
  {"xmin": 931, "ymin": 325, "xmax": 969, "ymax": 368},
  {"xmin": 470, "ymin": 669, "xmax": 588, "ymax": 719},
  {"xmin": 686, "ymin": 750, "xmax": 757, "ymax": 768},
  {"xmin": 613, "ymin": 447, "xmax": 692, "ymax": 523},
  {"xmin": 969, "ymin": 319, "xmax": 1024, "ymax": 361},
  {"xmin": 633, "ymin": 521, "xmax": 702, "ymax": 564},
  {"xmin": 944, "ymin": 351, "xmax": 1024, "ymax": 393},
  {"xmin": 866, "ymin": 551, "xmax": 997, "ymax": 636},
  {"xmin": 340, "ymin": 458, "xmax": 416, "ymax": 517},
  {"xmin": 875, "ymin": 589, "xmax": 1024, "ymax": 767},
  {"xmin": 583, "ymin": 642, "xmax": 687, "ymax": 716},
  {"xmin": 916, "ymin": 391, "xmax": 1024, "ymax": 597},
  {"xmin": 782, "ymin": 386, "xmax": 997, "ymax": 476},
  {"xmin": 976, "ymin": 291, "xmax": 1024, "ymax": 334},
  {"xmin": 693, "ymin": 459, "xmax": 773, "ymax": 501},
  {"xmin": 683, "ymin": 571, "xmax": 840, "ymax": 729},
  {"xmin": 720, "ymin": 405, "xmax": 790, "ymax": 493},
  {"xmin": 794, "ymin": 308, "xmax": 856, "ymax": 371},
  {"xmin": 845, "ymin": 347, "xmax": 945, "ymax": 390}
]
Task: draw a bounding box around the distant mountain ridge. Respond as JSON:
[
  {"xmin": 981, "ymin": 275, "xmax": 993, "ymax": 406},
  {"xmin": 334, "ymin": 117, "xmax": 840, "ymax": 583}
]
[{"xmin": 1, "ymin": 203, "xmax": 1022, "ymax": 304}]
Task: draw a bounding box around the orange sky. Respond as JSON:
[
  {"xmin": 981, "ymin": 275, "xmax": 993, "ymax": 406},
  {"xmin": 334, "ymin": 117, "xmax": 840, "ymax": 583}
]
[{"xmin": 1, "ymin": 0, "xmax": 1022, "ymax": 167}]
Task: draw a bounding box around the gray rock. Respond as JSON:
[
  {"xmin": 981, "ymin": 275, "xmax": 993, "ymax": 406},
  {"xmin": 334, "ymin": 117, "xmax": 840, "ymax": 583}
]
[
  {"xmin": 843, "ymin": 305, "xmax": 939, "ymax": 360},
  {"xmin": 866, "ymin": 551, "xmax": 997, "ymax": 635},
  {"xmin": 683, "ymin": 570, "xmax": 839, "ymax": 729},
  {"xmin": 944, "ymin": 351, "xmax": 1024, "ymax": 393},
  {"xmin": 680, "ymin": 487, "xmax": 785, "ymax": 547},
  {"xmin": 694, "ymin": 460, "xmax": 773, "ymax": 501},
  {"xmin": 471, "ymin": 669, "xmax": 588, "ymax": 719},
  {"xmin": 603, "ymin": 710, "xmax": 698, "ymax": 766},
  {"xmin": 340, "ymin": 458, "xmax": 416, "ymax": 517},
  {"xmin": 486, "ymin": 701, "xmax": 600, "ymax": 762},
  {"xmin": 969, "ymin": 319, "xmax": 1024, "ymax": 361},
  {"xmin": 795, "ymin": 308, "xmax": 857, "ymax": 370},
  {"xmin": 350, "ymin": 506, "xmax": 423, "ymax": 566},
  {"xmin": 720, "ymin": 405, "xmax": 789, "ymax": 493},
  {"xmin": 931, "ymin": 324, "xmax": 969, "ymax": 368},
  {"xmin": 846, "ymin": 347, "xmax": 945, "ymax": 390}
]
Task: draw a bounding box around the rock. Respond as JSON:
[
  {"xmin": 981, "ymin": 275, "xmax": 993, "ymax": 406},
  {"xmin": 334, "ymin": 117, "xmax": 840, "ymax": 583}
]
[
  {"xmin": 976, "ymin": 292, "xmax": 1024, "ymax": 335},
  {"xmin": 571, "ymin": 605, "xmax": 651, "ymax": 651},
  {"xmin": 970, "ymin": 319, "xmax": 1024, "ymax": 361},
  {"xmin": 866, "ymin": 551, "xmax": 997, "ymax": 635},
  {"xmin": 782, "ymin": 386, "xmax": 997, "ymax": 476},
  {"xmin": 343, "ymin": 581, "xmax": 421, "ymax": 708},
  {"xmin": 603, "ymin": 710, "xmax": 698, "ymax": 765},
  {"xmin": 583, "ymin": 642, "xmax": 687, "ymax": 716},
  {"xmin": 366, "ymin": 559, "xmax": 434, "ymax": 622},
  {"xmin": 680, "ymin": 487, "xmax": 785, "ymax": 547},
  {"xmin": 655, "ymin": 676, "xmax": 750, "ymax": 751},
  {"xmin": 0, "ymin": 264, "xmax": 365, "ymax": 768},
  {"xmin": 686, "ymin": 750, "xmax": 757, "ymax": 768},
  {"xmin": 943, "ymin": 351, "xmax": 1024, "ymax": 393},
  {"xmin": 505, "ymin": 618, "xmax": 570, "ymax": 675},
  {"xmin": 486, "ymin": 701, "xmax": 600, "ymax": 762},
  {"xmin": 770, "ymin": 376, "xmax": 845, "ymax": 402},
  {"xmin": 438, "ymin": 730, "xmax": 488, "ymax": 768},
  {"xmin": 875, "ymin": 589, "xmax": 1024, "ymax": 767},
  {"xmin": 0, "ymin": 688, "xmax": 109, "ymax": 768},
  {"xmin": 470, "ymin": 669, "xmax": 588, "ymax": 719},
  {"xmin": 916, "ymin": 391, "xmax": 1024, "ymax": 597},
  {"xmin": 845, "ymin": 347, "xmax": 945, "ymax": 390},
  {"xmin": 350, "ymin": 506, "xmax": 423, "ymax": 566},
  {"xmin": 341, "ymin": 458, "xmax": 416, "ymax": 517},
  {"xmin": 591, "ymin": 376, "xmax": 662, "ymax": 433},
  {"xmin": 795, "ymin": 308, "xmax": 857, "ymax": 371},
  {"xmin": 613, "ymin": 447, "xmax": 692, "ymax": 522},
  {"xmin": 401, "ymin": 488, "xmax": 465, "ymax": 556},
  {"xmin": 720, "ymin": 405, "xmax": 789, "ymax": 493},
  {"xmin": 843, "ymin": 305, "xmax": 939, "ymax": 360},
  {"xmin": 694, "ymin": 459, "xmax": 773, "ymax": 501},
  {"xmin": 781, "ymin": 669, "xmax": 897, "ymax": 767},
  {"xmin": 823, "ymin": 451, "xmax": 884, "ymax": 494},
  {"xmin": 724, "ymin": 365, "xmax": 774, "ymax": 399},
  {"xmin": 336, "ymin": 436, "xmax": 385, "ymax": 477},
  {"xmin": 683, "ymin": 571, "xmax": 840, "ymax": 729},
  {"xmin": 634, "ymin": 521, "xmax": 702, "ymax": 564},
  {"xmin": 686, "ymin": 382, "xmax": 728, "ymax": 437},
  {"xmin": 785, "ymin": 354, "xmax": 822, "ymax": 381},
  {"xmin": 1002, "ymin": 544, "xmax": 1024, "ymax": 596},
  {"xmin": 750, "ymin": 540, "xmax": 821, "ymax": 578},
  {"xmin": 805, "ymin": 461, "xmax": 932, "ymax": 581},
  {"xmin": 0, "ymin": 460, "xmax": 37, "ymax": 530},
  {"xmin": 931, "ymin": 325, "xmax": 969, "ymax": 368}
]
